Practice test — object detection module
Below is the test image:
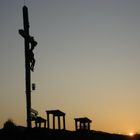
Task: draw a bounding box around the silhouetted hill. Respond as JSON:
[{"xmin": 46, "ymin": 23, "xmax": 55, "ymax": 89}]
[{"xmin": 0, "ymin": 126, "xmax": 140, "ymax": 140}]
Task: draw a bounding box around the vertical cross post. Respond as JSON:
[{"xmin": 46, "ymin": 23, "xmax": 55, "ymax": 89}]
[
  {"xmin": 23, "ymin": 5, "xmax": 31, "ymax": 128},
  {"xmin": 19, "ymin": 5, "xmax": 37, "ymax": 128}
]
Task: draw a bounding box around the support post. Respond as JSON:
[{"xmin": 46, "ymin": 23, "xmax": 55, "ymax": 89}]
[
  {"xmin": 53, "ymin": 115, "xmax": 55, "ymax": 129},
  {"xmin": 47, "ymin": 113, "xmax": 50, "ymax": 129},
  {"xmin": 75, "ymin": 120, "xmax": 77, "ymax": 131},
  {"xmin": 63, "ymin": 115, "xmax": 66, "ymax": 130},
  {"xmin": 58, "ymin": 116, "xmax": 60, "ymax": 130}
]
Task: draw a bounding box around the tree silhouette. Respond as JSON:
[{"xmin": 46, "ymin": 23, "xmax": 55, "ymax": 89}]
[{"xmin": 3, "ymin": 119, "xmax": 16, "ymax": 129}]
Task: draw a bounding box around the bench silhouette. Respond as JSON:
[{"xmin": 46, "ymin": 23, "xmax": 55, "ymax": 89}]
[{"xmin": 31, "ymin": 108, "xmax": 46, "ymax": 128}]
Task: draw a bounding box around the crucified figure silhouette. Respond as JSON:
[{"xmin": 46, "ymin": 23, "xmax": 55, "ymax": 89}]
[
  {"xmin": 29, "ymin": 36, "xmax": 37, "ymax": 71},
  {"xmin": 19, "ymin": 29, "xmax": 38, "ymax": 71}
]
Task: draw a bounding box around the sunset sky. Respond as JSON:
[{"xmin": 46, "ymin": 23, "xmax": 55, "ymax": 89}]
[{"xmin": 1, "ymin": 0, "xmax": 140, "ymax": 135}]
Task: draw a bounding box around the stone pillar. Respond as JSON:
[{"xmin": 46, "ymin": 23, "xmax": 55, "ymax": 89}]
[
  {"xmin": 47, "ymin": 113, "xmax": 50, "ymax": 129},
  {"xmin": 58, "ymin": 116, "xmax": 61, "ymax": 130},
  {"xmin": 53, "ymin": 115, "xmax": 55, "ymax": 129},
  {"xmin": 75, "ymin": 120, "xmax": 77, "ymax": 131},
  {"xmin": 39, "ymin": 122, "xmax": 41, "ymax": 128},
  {"xmin": 63, "ymin": 115, "xmax": 66, "ymax": 130},
  {"xmin": 44, "ymin": 121, "xmax": 46, "ymax": 128},
  {"xmin": 80, "ymin": 122, "xmax": 82, "ymax": 130},
  {"xmin": 88, "ymin": 123, "xmax": 90, "ymax": 130}
]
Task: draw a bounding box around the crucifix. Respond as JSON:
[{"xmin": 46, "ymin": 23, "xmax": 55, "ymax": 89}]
[{"xmin": 19, "ymin": 5, "xmax": 37, "ymax": 128}]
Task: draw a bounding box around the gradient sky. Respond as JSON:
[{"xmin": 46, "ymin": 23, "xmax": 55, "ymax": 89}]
[{"xmin": 1, "ymin": 0, "xmax": 140, "ymax": 135}]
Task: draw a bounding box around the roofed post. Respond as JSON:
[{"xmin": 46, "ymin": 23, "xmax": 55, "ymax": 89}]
[
  {"xmin": 74, "ymin": 117, "xmax": 92, "ymax": 131},
  {"xmin": 46, "ymin": 110, "xmax": 66, "ymax": 130},
  {"xmin": 63, "ymin": 114, "xmax": 66, "ymax": 130}
]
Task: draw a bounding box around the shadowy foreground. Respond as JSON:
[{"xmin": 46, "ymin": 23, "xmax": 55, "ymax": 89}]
[{"xmin": 0, "ymin": 126, "xmax": 140, "ymax": 140}]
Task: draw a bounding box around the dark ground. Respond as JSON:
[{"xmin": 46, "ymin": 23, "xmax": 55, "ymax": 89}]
[{"xmin": 0, "ymin": 126, "xmax": 140, "ymax": 140}]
